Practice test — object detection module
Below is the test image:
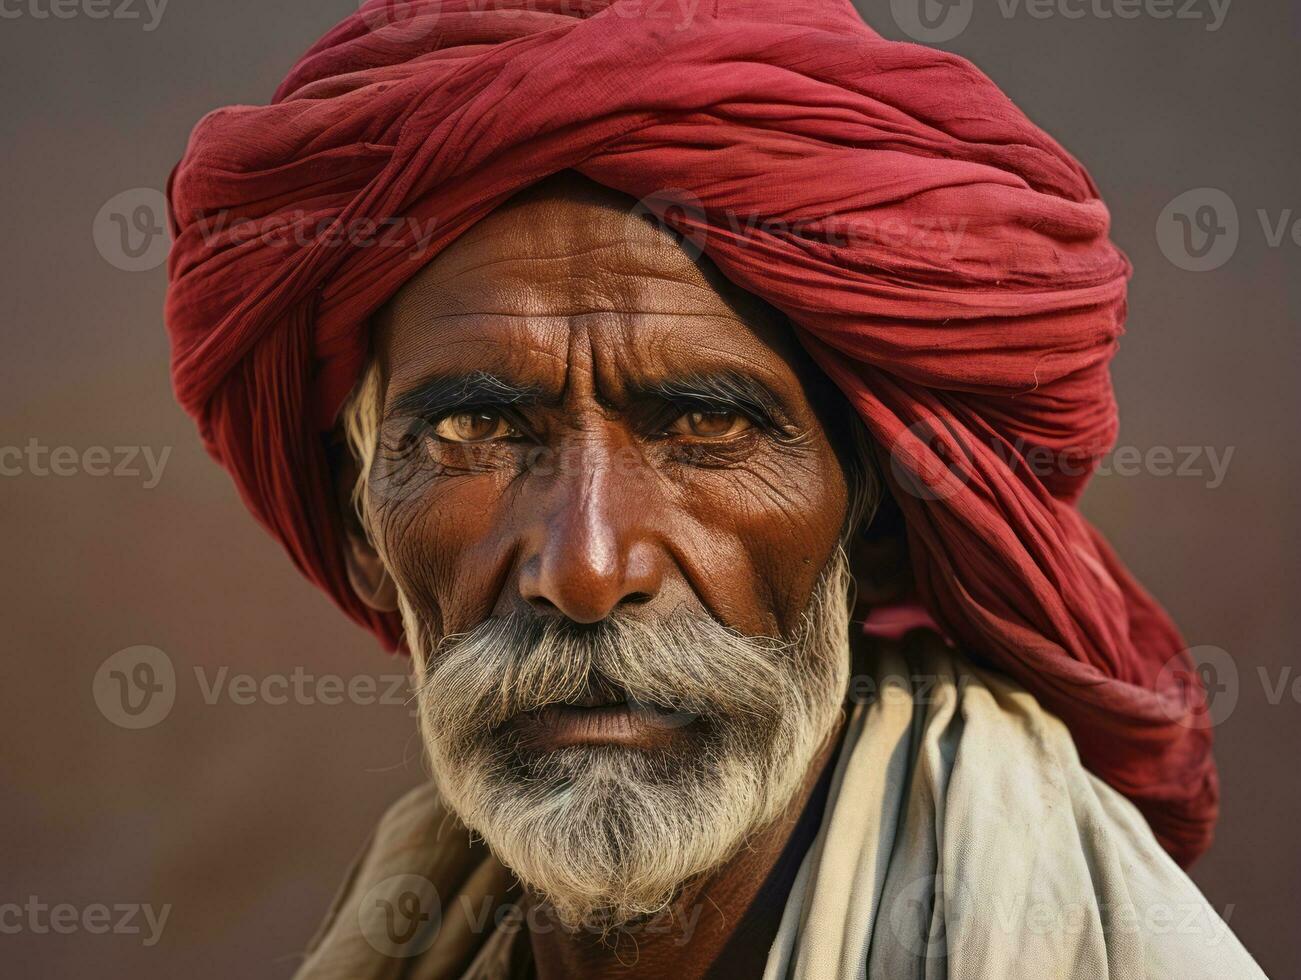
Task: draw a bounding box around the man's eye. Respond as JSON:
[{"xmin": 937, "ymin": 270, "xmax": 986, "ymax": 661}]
[
  {"xmin": 433, "ymin": 410, "xmax": 518, "ymax": 443},
  {"xmin": 666, "ymin": 409, "xmax": 752, "ymax": 439}
]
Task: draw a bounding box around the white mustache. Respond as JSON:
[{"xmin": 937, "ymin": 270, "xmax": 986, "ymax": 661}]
[{"xmin": 418, "ymin": 611, "xmax": 805, "ymax": 749}]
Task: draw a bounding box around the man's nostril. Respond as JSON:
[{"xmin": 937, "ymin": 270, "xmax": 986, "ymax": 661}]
[{"xmin": 623, "ymin": 592, "xmax": 653, "ymax": 606}]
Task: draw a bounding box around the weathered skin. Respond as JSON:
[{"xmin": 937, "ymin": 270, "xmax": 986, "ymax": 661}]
[{"xmin": 337, "ymin": 172, "xmax": 858, "ymax": 979}]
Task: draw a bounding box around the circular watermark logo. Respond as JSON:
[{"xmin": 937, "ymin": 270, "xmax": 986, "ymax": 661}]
[
  {"xmin": 886, "ymin": 872, "xmax": 971, "ymax": 957},
  {"xmin": 887, "ymin": 418, "xmax": 972, "ymax": 502},
  {"xmin": 93, "ymin": 645, "xmax": 176, "ymax": 730},
  {"xmin": 630, "ymin": 188, "xmax": 708, "ymax": 262},
  {"xmin": 1156, "ymin": 187, "xmax": 1240, "ymax": 272},
  {"xmin": 365, "ymin": 414, "xmax": 438, "ymax": 510},
  {"xmin": 93, "ymin": 188, "xmax": 170, "ymax": 273},
  {"xmin": 356, "ymin": 0, "xmax": 443, "ymax": 43},
  {"xmin": 358, "ymin": 874, "xmax": 442, "ymax": 957},
  {"xmin": 890, "ymin": 0, "xmax": 974, "ymax": 43},
  {"xmin": 1156, "ymin": 644, "xmax": 1238, "ymax": 730}
]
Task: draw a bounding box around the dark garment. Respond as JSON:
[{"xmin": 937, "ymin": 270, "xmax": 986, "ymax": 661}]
[{"xmin": 703, "ymin": 749, "xmax": 838, "ymax": 979}]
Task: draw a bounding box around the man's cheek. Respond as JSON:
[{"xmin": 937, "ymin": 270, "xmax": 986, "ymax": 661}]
[
  {"xmin": 684, "ymin": 457, "xmax": 846, "ymax": 632},
  {"xmin": 379, "ymin": 487, "xmax": 505, "ymax": 636}
]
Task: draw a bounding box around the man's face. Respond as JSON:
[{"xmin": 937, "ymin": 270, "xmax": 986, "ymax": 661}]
[{"xmin": 348, "ymin": 173, "xmax": 857, "ymax": 928}]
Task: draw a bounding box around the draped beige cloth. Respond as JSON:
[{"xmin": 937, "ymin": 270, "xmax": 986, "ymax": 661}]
[
  {"xmin": 765, "ymin": 632, "xmax": 1264, "ymax": 979},
  {"xmin": 294, "ymin": 634, "xmax": 1264, "ymax": 979}
]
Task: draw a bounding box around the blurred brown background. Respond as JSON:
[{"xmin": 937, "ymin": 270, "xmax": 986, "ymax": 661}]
[{"xmin": 1, "ymin": 1, "xmax": 1296, "ymax": 977}]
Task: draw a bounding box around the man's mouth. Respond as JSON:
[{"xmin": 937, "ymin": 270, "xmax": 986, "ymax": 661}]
[{"xmin": 507, "ymin": 689, "xmax": 700, "ymax": 751}]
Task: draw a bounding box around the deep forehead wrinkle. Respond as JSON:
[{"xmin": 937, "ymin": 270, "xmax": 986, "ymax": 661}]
[{"xmin": 375, "ymin": 173, "xmax": 774, "ymax": 327}]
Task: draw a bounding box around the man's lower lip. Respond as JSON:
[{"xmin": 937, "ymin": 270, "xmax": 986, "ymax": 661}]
[{"xmin": 511, "ymin": 704, "xmax": 696, "ymax": 750}]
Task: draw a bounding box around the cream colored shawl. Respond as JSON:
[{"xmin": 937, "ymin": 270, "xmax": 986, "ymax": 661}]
[
  {"xmin": 294, "ymin": 632, "xmax": 1266, "ymax": 979},
  {"xmin": 764, "ymin": 631, "xmax": 1265, "ymax": 979}
]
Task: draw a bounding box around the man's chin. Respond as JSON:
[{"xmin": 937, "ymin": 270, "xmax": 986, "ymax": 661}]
[{"xmin": 432, "ymin": 739, "xmax": 773, "ymax": 931}]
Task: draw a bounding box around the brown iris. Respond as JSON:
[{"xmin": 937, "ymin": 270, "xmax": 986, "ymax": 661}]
[
  {"xmin": 668, "ymin": 409, "xmax": 752, "ymax": 439},
  {"xmin": 434, "ymin": 410, "xmax": 517, "ymax": 443}
]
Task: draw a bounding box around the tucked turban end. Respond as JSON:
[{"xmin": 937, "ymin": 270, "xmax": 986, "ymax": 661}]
[{"xmin": 165, "ymin": 0, "xmax": 1218, "ymax": 864}]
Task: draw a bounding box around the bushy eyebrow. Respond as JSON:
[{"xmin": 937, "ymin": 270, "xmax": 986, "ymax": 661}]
[
  {"xmin": 388, "ymin": 368, "xmax": 789, "ymax": 429},
  {"xmin": 637, "ymin": 372, "xmax": 788, "ymax": 428},
  {"xmin": 388, "ymin": 371, "xmax": 543, "ymax": 420}
]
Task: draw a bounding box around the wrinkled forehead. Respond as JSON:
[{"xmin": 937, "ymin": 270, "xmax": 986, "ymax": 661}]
[{"xmin": 370, "ymin": 171, "xmax": 805, "ymax": 384}]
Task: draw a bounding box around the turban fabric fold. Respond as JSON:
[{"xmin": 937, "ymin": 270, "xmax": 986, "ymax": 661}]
[{"xmin": 165, "ymin": 0, "xmax": 1217, "ymax": 864}]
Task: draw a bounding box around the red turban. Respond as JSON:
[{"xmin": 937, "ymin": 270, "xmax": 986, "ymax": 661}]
[{"xmin": 165, "ymin": 0, "xmax": 1217, "ymax": 864}]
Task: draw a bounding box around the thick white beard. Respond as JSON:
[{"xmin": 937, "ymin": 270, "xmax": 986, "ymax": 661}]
[{"xmin": 400, "ymin": 551, "xmax": 851, "ymax": 932}]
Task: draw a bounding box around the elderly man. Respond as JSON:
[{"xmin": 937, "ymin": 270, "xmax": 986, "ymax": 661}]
[{"xmin": 164, "ymin": 1, "xmax": 1265, "ymax": 977}]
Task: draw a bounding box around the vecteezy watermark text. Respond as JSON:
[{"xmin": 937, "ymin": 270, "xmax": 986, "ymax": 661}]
[
  {"xmin": 889, "ymin": 425, "xmax": 1235, "ymax": 503},
  {"xmin": 632, "ymin": 188, "xmax": 973, "ymax": 263},
  {"xmin": 93, "ymin": 646, "xmax": 414, "ymax": 730},
  {"xmin": 357, "ymin": 873, "xmax": 704, "ymax": 958},
  {"xmin": 0, "ymin": 897, "xmax": 171, "ymax": 947},
  {"xmin": 193, "ymin": 665, "xmax": 410, "ymax": 709},
  {"xmin": 990, "ymin": 894, "xmax": 1236, "ymax": 942},
  {"xmin": 890, "ymin": 0, "xmax": 1231, "ymax": 43},
  {"xmin": 993, "ymin": 0, "xmax": 1230, "ymax": 31},
  {"xmin": 356, "ymin": 0, "xmax": 700, "ymax": 40},
  {"xmin": 0, "ymin": 0, "xmax": 168, "ymax": 30},
  {"xmin": 192, "ymin": 209, "xmax": 444, "ymax": 261},
  {"xmin": 0, "ymin": 440, "xmax": 170, "ymax": 489}
]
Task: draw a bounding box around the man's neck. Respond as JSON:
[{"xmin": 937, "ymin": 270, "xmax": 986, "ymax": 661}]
[{"xmin": 525, "ymin": 718, "xmax": 845, "ymax": 980}]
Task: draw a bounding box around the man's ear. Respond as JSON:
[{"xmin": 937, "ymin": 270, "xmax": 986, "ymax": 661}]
[{"xmin": 328, "ymin": 437, "xmax": 399, "ymax": 613}]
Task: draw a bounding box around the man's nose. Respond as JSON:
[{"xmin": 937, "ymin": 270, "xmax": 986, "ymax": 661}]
[{"xmin": 516, "ymin": 448, "xmax": 666, "ymax": 623}]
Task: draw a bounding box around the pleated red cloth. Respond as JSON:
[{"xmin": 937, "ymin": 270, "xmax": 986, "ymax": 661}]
[{"xmin": 164, "ymin": 0, "xmax": 1217, "ymax": 864}]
